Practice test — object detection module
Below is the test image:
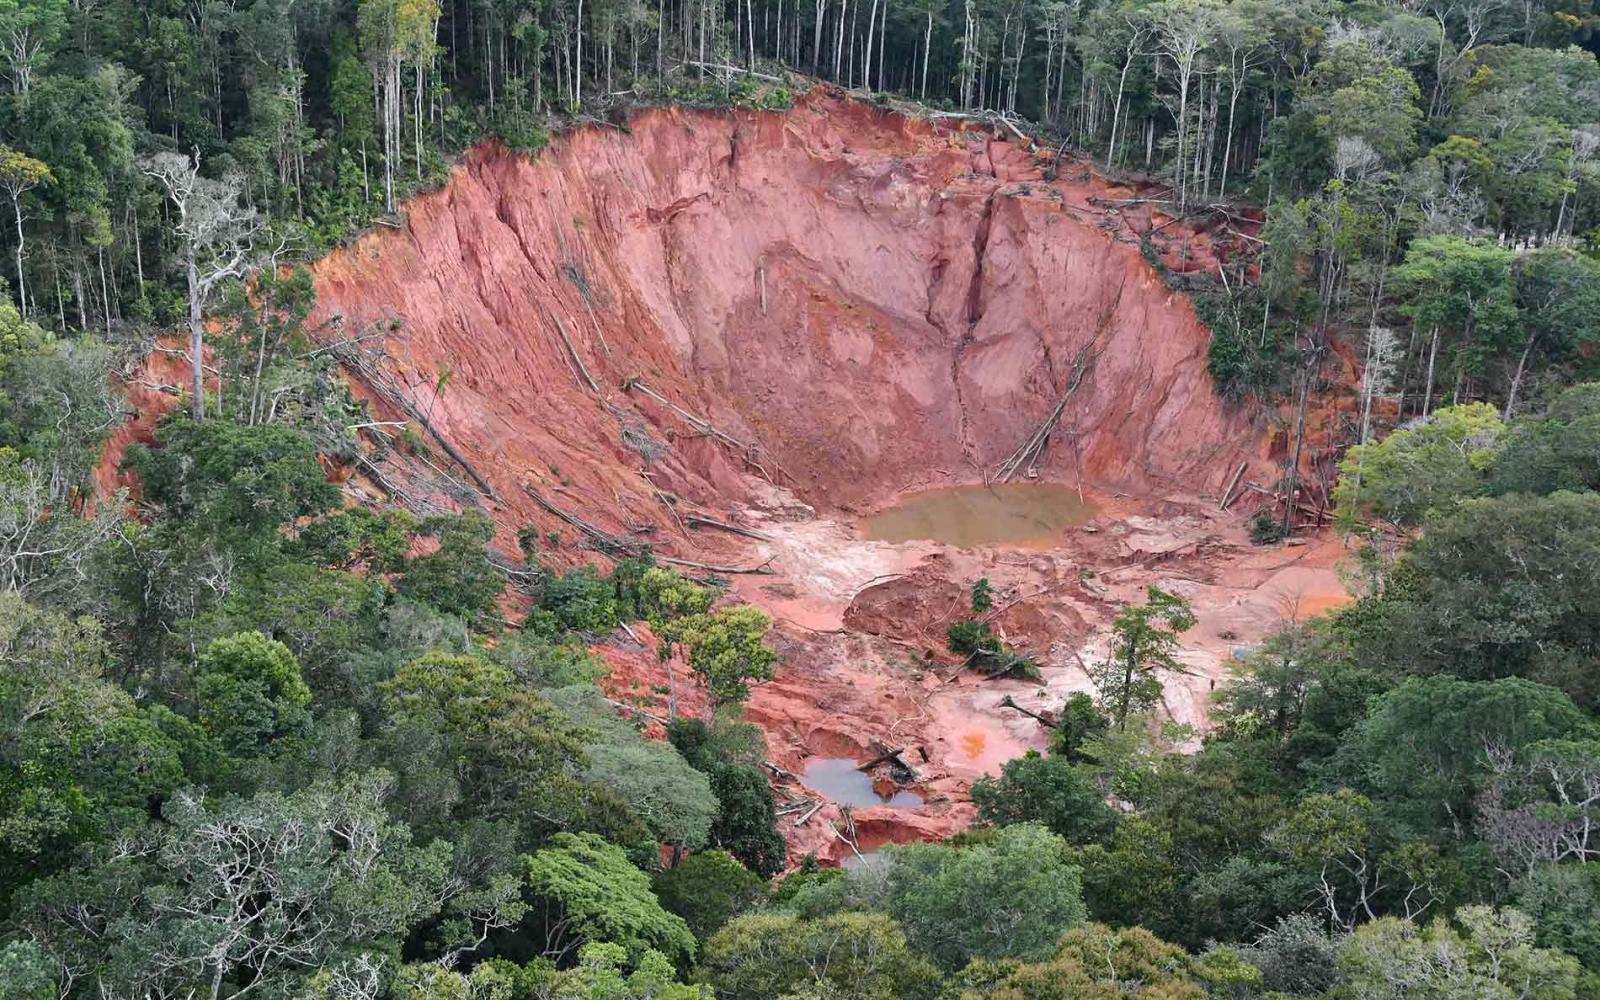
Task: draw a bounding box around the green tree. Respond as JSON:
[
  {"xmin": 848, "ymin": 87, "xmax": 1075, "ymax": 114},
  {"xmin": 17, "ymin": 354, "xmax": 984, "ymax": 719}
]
[
  {"xmin": 538, "ymin": 942, "xmax": 713, "ymax": 999},
  {"xmin": 1503, "ymin": 249, "xmax": 1600, "ymax": 417},
  {"xmin": 635, "ymin": 566, "xmax": 712, "ymax": 627},
  {"xmin": 1214, "ymin": 618, "xmax": 1350, "ymax": 745},
  {"xmin": 1515, "ymin": 863, "xmax": 1600, "ymax": 974},
  {"xmin": 380, "ymin": 652, "xmax": 591, "ymax": 830},
  {"xmin": 668, "ymin": 718, "xmax": 786, "ymax": 877},
  {"xmin": 970, "ymin": 577, "xmax": 993, "ymax": 613},
  {"xmin": 0, "ymin": 147, "xmax": 51, "ymax": 318},
  {"xmin": 1048, "ymin": 692, "xmax": 1108, "ymax": 762},
  {"xmin": 1091, "ymin": 586, "xmax": 1196, "ymax": 729},
  {"xmin": 948, "ymin": 923, "xmax": 1238, "ymax": 1000},
  {"xmin": 1334, "ymin": 907, "xmax": 1582, "ymax": 1000},
  {"xmin": 1069, "ymin": 817, "xmax": 1180, "ymax": 932},
  {"xmin": 538, "ymin": 564, "xmax": 621, "ymax": 634},
  {"xmin": 1391, "ymin": 235, "xmax": 1518, "ymax": 419},
  {"xmin": 1356, "ymin": 492, "xmax": 1600, "ymax": 709},
  {"xmin": 125, "ymin": 418, "xmax": 340, "ymax": 559},
  {"xmin": 15, "ymin": 771, "xmax": 450, "ymax": 1000},
  {"xmin": 213, "ymin": 266, "xmax": 322, "ymax": 427},
  {"xmin": 1489, "ymin": 383, "xmax": 1600, "ymax": 496},
  {"xmin": 0, "ymin": 940, "xmax": 52, "ymax": 1000},
  {"xmin": 519, "ymin": 832, "xmax": 695, "ymax": 966},
  {"xmin": 696, "ymin": 912, "xmax": 938, "ymax": 1000},
  {"xmin": 879, "ymin": 823, "xmax": 1087, "ymax": 972},
  {"xmin": 661, "ymin": 606, "xmax": 777, "ymax": 706},
  {"xmin": 1333, "ymin": 402, "xmax": 1505, "ymax": 530},
  {"xmin": 1237, "ymin": 913, "xmax": 1339, "ymax": 996},
  {"xmin": 206, "ymin": 563, "xmax": 387, "ymax": 704},
  {"xmin": 970, "ymin": 750, "xmax": 1118, "ymax": 845},
  {"xmin": 581, "ymin": 736, "xmax": 717, "ymax": 851},
  {"xmin": 396, "ymin": 511, "xmax": 507, "ymax": 627},
  {"xmin": 1317, "ymin": 64, "xmax": 1423, "ymax": 166},
  {"xmin": 0, "ymin": 594, "xmax": 189, "ymax": 912},
  {"xmin": 0, "ymin": 0, "xmax": 66, "ymax": 100},
  {"xmin": 193, "ymin": 630, "xmax": 312, "ymax": 755},
  {"xmin": 652, "ymin": 850, "xmax": 766, "ymax": 941},
  {"xmin": 1340, "ymin": 676, "xmax": 1592, "ymax": 836},
  {"xmin": 1269, "ymin": 788, "xmax": 1388, "ymax": 932}
]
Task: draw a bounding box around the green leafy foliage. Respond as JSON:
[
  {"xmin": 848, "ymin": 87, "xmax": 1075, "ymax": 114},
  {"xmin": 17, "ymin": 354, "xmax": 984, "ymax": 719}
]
[
  {"xmin": 1049, "ymin": 692, "xmax": 1109, "ymax": 762},
  {"xmin": 193, "ymin": 630, "xmax": 312, "ymax": 755},
  {"xmin": 0, "ymin": 594, "xmax": 190, "ymax": 909},
  {"xmin": 660, "ymin": 606, "xmax": 776, "ymax": 706},
  {"xmin": 519, "ymin": 832, "xmax": 696, "ymax": 967},
  {"xmin": 946, "ymin": 619, "xmax": 1000, "ymax": 657},
  {"xmin": 125, "ymin": 419, "xmax": 341, "ymax": 556},
  {"xmin": 652, "ymin": 850, "xmax": 766, "ymax": 941},
  {"xmin": 668, "ymin": 718, "xmax": 786, "ymax": 877},
  {"xmin": 1350, "ymin": 491, "xmax": 1600, "ymax": 710},
  {"xmin": 14, "ymin": 770, "xmax": 452, "ymax": 1000},
  {"xmin": 1335, "ymin": 907, "xmax": 1581, "ymax": 1000},
  {"xmin": 533, "ymin": 942, "xmax": 713, "ymax": 1000},
  {"xmin": 380, "ymin": 652, "xmax": 592, "ymax": 829},
  {"xmin": 294, "ymin": 506, "xmax": 417, "ymax": 573},
  {"xmin": 396, "ymin": 511, "xmax": 508, "ymax": 626},
  {"xmin": 1334, "ymin": 403, "xmax": 1506, "ymax": 529},
  {"xmin": 878, "ymin": 824, "xmax": 1088, "ymax": 972},
  {"xmin": 1091, "ymin": 586, "xmax": 1197, "ymax": 729},
  {"xmin": 1489, "ymin": 384, "xmax": 1600, "ymax": 496},
  {"xmin": 948, "ymin": 922, "xmax": 1250, "ymax": 1000},
  {"xmin": 970, "ymin": 578, "xmax": 993, "ymax": 614},
  {"xmin": 697, "ymin": 912, "xmax": 938, "ymax": 1000},
  {"xmin": 971, "ymin": 751, "xmax": 1118, "ymax": 846},
  {"xmin": 1338, "ymin": 676, "xmax": 1592, "ymax": 831}
]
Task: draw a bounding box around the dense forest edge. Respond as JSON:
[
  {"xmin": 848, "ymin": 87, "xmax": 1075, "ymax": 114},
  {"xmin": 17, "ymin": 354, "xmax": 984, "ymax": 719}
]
[{"xmin": 4, "ymin": 0, "xmax": 1600, "ymax": 997}]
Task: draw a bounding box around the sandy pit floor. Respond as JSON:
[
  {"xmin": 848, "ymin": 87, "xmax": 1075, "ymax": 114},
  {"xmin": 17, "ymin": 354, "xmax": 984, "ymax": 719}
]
[{"xmin": 596, "ymin": 479, "xmax": 1351, "ymax": 867}]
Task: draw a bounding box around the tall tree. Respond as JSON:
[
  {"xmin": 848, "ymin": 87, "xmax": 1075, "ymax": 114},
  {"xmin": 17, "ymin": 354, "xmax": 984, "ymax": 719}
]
[
  {"xmin": 0, "ymin": 0, "xmax": 66, "ymax": 101},
  {"xmin": 0, "ymin": 148, "xmax": 50, "ymax": 320},
  {"xmin": 139, "ymin": 153, "xmax": 263, "ymax": 421}
]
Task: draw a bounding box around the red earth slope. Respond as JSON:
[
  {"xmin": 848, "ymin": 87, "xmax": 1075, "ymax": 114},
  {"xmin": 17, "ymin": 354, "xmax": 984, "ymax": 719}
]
[{"xmin": 306, "ymin": 90, "xmax": 1270, "ymax": 543}]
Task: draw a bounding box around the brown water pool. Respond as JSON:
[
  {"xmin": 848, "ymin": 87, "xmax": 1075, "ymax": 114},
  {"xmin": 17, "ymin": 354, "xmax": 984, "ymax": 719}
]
[{"xmin": 859, "ymin": 483, "xmax": 1096, "ymax": 548}]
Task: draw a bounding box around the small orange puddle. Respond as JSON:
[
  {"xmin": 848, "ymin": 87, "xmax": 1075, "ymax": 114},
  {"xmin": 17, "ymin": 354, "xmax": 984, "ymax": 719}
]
[{"xmin": 958, "ymin": 731, "xmax": 988, "ymax": 762}]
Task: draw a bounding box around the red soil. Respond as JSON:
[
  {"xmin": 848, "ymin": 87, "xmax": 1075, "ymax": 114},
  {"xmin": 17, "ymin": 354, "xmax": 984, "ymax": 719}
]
[{"xmin": 306, "ymin": 89, "xmax": 1271, "ymax": 540}]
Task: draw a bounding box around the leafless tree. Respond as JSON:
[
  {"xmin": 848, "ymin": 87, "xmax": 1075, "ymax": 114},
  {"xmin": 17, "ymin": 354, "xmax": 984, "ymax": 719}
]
[
  {"xmin": 140, "ymin": 152, "xmax": 264, "ymax": 421},
  {"xmin": 0, "ymin": 459, "xmax": 124, "ymax": 600},
  {"xmin": 1479, "ymin": 740, "xmax": 1600, "ymax": 878},
  {"xmin": 1358, "ymin": 325, "xmax": 1401, "ymax": 445},
  {"xmin": 1147, "ymin": 0, "xmax": 1221, "ymax": 210}
]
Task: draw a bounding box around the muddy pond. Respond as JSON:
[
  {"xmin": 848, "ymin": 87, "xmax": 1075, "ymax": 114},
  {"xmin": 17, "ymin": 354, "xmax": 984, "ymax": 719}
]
[
  {"xmin": 800, "ymin": 757, "xmax": 923, "ymax": 808},
  {"xmin": 859, "ymin": 482, "xmax": 1097, "ymax": 548}
]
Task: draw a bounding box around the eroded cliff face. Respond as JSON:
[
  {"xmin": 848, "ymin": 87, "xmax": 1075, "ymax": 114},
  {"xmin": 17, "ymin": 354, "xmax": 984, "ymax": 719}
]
[{"xmin": 309, "ymin": 91, "xmax": 1268, "ymax": 535}]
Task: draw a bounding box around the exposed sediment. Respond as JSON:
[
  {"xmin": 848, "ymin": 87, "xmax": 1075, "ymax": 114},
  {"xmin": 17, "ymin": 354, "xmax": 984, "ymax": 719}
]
[{"xmin": 307, "ymin": 90, "xmax": 1269, "ymax": 537}]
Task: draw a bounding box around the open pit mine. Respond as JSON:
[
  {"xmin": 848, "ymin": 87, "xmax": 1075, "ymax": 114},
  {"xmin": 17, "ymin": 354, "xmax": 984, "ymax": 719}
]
[{"xmin": 115, "ymin": 91, "xmax": 1354, "ymax": 867}]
